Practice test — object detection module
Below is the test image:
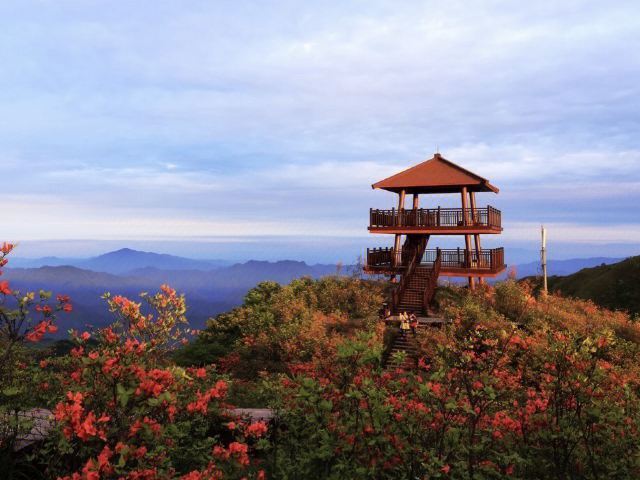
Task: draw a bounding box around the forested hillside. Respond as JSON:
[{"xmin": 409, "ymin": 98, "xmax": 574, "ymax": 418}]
[{"xmin": 546, "ymin": 255, "xmax": 640, "ymax": 316}]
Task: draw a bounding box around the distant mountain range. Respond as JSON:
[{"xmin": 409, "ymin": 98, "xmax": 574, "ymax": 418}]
[
  {"xmin": 4, "ymin": 247, "xmax": 632, "ymax": 336},
  {"xmin": 4, "ymin": 249, "xmax": 346, "ymax": 336},
  {"xmin": 9, "ymin": 248, "xmax": 232, "ymax": 274}
]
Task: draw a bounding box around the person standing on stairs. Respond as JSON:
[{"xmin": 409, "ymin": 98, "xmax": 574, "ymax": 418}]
[
  {"xmin": 400, "ymin": 312, "xmax": 410, "ymax": 337},
  {"xmin": 409, "ymin": 312, "xmax": 418, "ymax": 337}
]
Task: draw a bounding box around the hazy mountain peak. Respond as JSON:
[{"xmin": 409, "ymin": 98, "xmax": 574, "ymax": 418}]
[{"xmin": 78, "ymin": 248, "xmax": 228, "ymax": 275}]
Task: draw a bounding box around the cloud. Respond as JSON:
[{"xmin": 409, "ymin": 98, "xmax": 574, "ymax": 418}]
[
  {"xmin": 0, "ymin": 0, "xmax": 638, "ymax": 252},
  {"xmin": 503, "ymin": 221, "xmax": 640, "ymax": 244}
]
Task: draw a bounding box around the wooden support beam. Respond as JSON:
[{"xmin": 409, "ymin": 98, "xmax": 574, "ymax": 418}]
[
  {"xmin": 393, "ymin": 234, "xmax": 402, "ymax": 266},
  {"xmin": 465, "ymin": 237, "xmax": 475, "ymax": 289},
  {"xmin": 461, "ymin": 188, "xmax": 474, "ymax": 289},
  {"xmin": 469, "ymin": 191, "xmax": 477, "ymax": 222},
  {"xmin": 398, "ymin": 189, "xmax": 406, "ymax": 210},
  {"xmin": 460, "ymin": 187, "xmax": 469, "ymax": 226},
  {"xmin": 470, "ymin": 192, "xmax": 483, "ymax": 285},
  {"xmin": 412, "ymin": 193, "xmax": 419, "ymax": 209}
]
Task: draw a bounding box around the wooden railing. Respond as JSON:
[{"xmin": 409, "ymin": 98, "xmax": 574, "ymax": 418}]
[
  {"xmin": 370, "ymin": 206, "xmax": 501, "ymax": 229},
  {"xmin": 366, "ymin": 246, "xmax": 416, "ymax": 268},
  {"xmin": 421, "ymin": 247, "xmax": 505, "ymax": 271},
  {"xmin": 367, "ymin": 247, "xmax": 505, "ymax": 272},
  {"xmin": 366, "ymin": 247, "xmax": 394, "ymax": 268},
  {"xmin": 423, "ymin": 248, "xmax": 441, "ymax": 311}
]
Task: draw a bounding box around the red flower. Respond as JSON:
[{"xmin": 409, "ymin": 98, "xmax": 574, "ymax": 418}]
[
  {"xmin": 82, "ymin": 459, "xmax": 99, "ymax": 480},
  {"xmin": 245, "ymin": 421, "xmax": 268, "ymax": 438},
  {"xmin": 0, "ymin": 280, "xmax": 11, "ymax": 295},
  {"xmin": 77, "ymin": 411, "xmax": 97, "ymax": 440},
  {"xmin": 134, "ymin": 446, "xmax": 147, "ymax": 459},
  {"xmin": 167, "ymin": 404, "xmax": 177, "ymax": 421},
  {"xmin": 186, "ymin": 380, "xmax": 228, "ymax": 414},
  {"xmin": 227, "ymin": 442, "xmax": 250, "ymax": 466},
  {"xmin": 97, "ymin": 445, "xmax": 113, "ymax": 470},
  {"xmin": 25, "ymin": 321, "xmax": 48, "ymax": 342}
]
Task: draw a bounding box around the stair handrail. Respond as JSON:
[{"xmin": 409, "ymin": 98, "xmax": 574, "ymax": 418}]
[
  {"xmin": 392, "ymin": 237, "xmax": 427, "ymax": 312},
  {"xmin": 423, "ymin": 247, "xmax": 442, "ymax": 312}
]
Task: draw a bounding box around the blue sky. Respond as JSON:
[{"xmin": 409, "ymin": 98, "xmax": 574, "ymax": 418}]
[{"xmin": 2, "ymin": 1, "xmax": 639, "ymax": 262}]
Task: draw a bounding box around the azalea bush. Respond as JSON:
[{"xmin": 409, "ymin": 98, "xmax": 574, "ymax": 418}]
[
  {"xmin": 0, "ymin": 242, "xmax": 74, "ymax": 478},
  {"xmin": 43, "ymin": 285, "xmax": 269, "ymax": 479},
  {"xmin": 269, "ymin": 281, "xmax": 640, "ymax": 479},
  {"xmin": 177, "ymin": 277, "xmax": 385, "ymax": 381},
  {"xmin": 0, "ymin": 242, "xmax": 72, "ymax": 377}
]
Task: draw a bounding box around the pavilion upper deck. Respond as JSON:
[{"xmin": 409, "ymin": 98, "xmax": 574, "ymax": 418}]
[
  {"xmin": 365, "ymin": 246, "xmax": 506, "ymax": 277},
  {"xmin": 369, "ymin": 206, "xmax": 502, "ymax": 234}
]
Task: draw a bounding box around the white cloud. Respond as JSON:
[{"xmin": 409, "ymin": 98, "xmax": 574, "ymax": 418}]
[
  {"xmin": 503, "ymin": 221, "xmax": 640, "ymax": 244},
  {"xmin": 0, "ymin": 0, "xmax": 638, "ymax": 250}
]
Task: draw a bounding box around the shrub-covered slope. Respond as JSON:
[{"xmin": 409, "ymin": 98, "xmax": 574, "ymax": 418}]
[
  {"xmin": 271, "ymin": 281, "xmax": 640, "ymax": 479},
  {"xmin": 174, "ymin": 275, "xmax": 386, "ymax": 377},
  {"xmin": 546, "ymin": 255, "xmax": 640, "ymax": 316}
]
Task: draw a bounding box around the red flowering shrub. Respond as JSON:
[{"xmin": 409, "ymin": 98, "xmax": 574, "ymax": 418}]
[
  {"xmin": 0, "ymin": 242, "xmax": 73, "ymax": 461},
  {"xmin": 180, "ymin": 278, "xmax": 385, "ymax": 380},
  {"xmin": 45, "ymin": 286, "xmax": 267, "ymax": 479},
  {"xmin": 270, "ymin": 282, "xmax": 640, "ymax": 479},
  {"xmin": 0, "ymin": 243, "xmax": 72, "ymax": 368}
]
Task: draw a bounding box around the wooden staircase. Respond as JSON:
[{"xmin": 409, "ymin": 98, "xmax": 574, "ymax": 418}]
[
  {"xmin": 384, "ymin": 317, "xmax": 446, "ymax": 370},
  {"xmin": 392, "ymin": 247, "xmax": 442, "ymax": 315},
  {"xmin": 397, "ymin": 266, "xmax": 431, "ymax": 312},
  {"xmin": 386, "ymin": 333, "xmax": 418, "ymax": 370}
]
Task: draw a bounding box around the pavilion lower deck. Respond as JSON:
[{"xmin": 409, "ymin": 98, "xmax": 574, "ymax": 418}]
[{"xmin": 365, "ymin": 247, "xmax": 506, "ymax": 277}]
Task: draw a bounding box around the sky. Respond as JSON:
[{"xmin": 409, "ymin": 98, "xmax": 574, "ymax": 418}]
[{"xmin": 1, "ymin": 1, "xmax": 639, "ymax": 262}]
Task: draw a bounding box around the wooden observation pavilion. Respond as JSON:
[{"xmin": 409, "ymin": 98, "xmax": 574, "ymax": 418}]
[{"xmin": 364, "ymin": 153, "xmax": 506, "ymax": 315}]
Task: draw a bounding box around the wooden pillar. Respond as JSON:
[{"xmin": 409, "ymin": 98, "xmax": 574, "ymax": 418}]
[
  {"xmin": 412, "ymin": 193, "xmax": 419, "ymax": 227},
  {"xmin": 461, "ymin": 187, "xmax": 475, "ymax": 289},
  {"xmin": 460, "ymin": 187, "xmax": 468, "ymax": 226},
  {"xmin": 469, "ymin": 191, "xmax": 484, "ymax": 285},
  {"xmin": 398, "ymin": 189, "xmax": 406, "ymax": 210},
  {"xmin": 469, "ymin": 191, "xmax": 477, "ymax": 222},
  {"xmin": 393, "ymin": 234, "xmax": 402, "ymax": 266},
  {"xmin": 393, "ymin": 189, "xmax": 406, "ymax": 266}
]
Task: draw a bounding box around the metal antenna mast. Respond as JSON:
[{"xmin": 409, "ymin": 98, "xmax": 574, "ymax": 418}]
[{"xmin": 541, "ymin": 225, "xmax": 548, "ymax": 295}]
